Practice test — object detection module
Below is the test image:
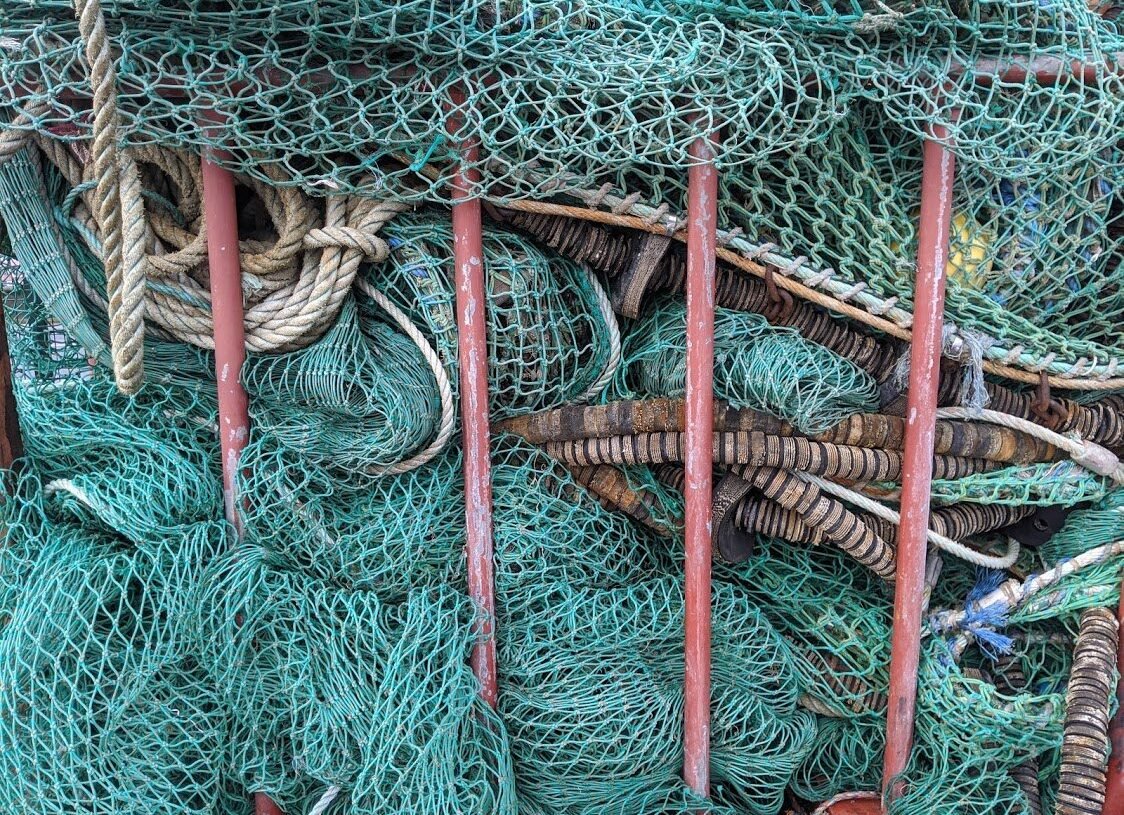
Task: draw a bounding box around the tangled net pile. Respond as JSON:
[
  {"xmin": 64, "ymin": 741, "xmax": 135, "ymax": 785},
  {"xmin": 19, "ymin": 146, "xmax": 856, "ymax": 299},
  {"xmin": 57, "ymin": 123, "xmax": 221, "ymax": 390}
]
[{"xmin": 1, "ymin": 0, "xmax": 1124, "ymax": 813}]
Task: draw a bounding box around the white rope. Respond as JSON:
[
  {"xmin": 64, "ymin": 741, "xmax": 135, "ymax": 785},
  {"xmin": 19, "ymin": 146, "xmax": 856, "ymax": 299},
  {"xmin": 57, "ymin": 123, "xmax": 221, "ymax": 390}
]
[
  {"xmin": 308, "ymin": 785, "xmax": 342, "ymax": 815},
  {"xmin": 578, "ymin": 266, "xmax": 621, "ymax": 403},
  {"xmin": 355, "ymin": 278, "xmax": 455, "ymax": 476},
  {"xmin": 794, "ymin": 471, "xmax": 1021, "ymax": 569},
  {"xmin": 931, "ymin": 539, "xmax": 1124, "ymax": 659},
  {"xmin": 937, "ymin": 407, "xmax": 1124, "ymax": 485},
  {"xmin": 44, "ymin": 478, "xmax": 95, "ymax": 509}
]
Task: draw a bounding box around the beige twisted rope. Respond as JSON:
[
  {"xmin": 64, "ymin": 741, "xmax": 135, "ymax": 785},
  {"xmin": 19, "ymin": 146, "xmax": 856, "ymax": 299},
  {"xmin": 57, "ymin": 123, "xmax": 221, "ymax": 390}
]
[
  {"xmin": 0, "ymin": 102, "xmax": 51, "ymax": 165},
  {"xmin": 37, "ymin": 136, "xmax": 407, "ymax": 354},
  {"xmin": 73, "ymin": 0, "xmax": 146, "ymax": 394}
]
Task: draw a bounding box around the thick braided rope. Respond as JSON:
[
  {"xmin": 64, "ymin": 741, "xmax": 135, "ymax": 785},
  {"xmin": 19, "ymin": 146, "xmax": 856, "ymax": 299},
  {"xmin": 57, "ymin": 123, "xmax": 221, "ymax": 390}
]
[
  {"xmin": 39, "ymin": 139, "xmax": 407, "ymax": 353},
  {"xmin": 73, "ymin": 0, "xmax": 145, "ymax": 393},
  {"xmin": 355, "ymin": 278, "xmax": 456, "ymax": 477}
]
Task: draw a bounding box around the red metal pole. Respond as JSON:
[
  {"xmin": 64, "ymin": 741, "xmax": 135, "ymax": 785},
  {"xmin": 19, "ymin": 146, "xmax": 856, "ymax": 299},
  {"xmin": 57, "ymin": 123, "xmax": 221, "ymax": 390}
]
[
  {"xmin": 683, "ymin": 131, "xmax": 718, "ymax": 798},
  {"xmin": 0, "ymin": 286, "xmax": 23, "ymax": 469},
  {"xmin": 253, "ymin": 794, "xmax": 284, "ymax": 815},
  {"xmin": 881, "ymin": 130, "xmax": 956, "ymax": 807},
  {"xmin": 200, "ymin": 143, "xmax": 273, "ymax": 812},
  {"xmin": 448, "ymin": 104, "xmax": 498, "ymax": 708},
  {"xmin": 1103, "ymin": 585, "xmax": 1124, "ymax": 813},
  {"xmin": 200, "ymin": 151, "xmax": 250, "ymax": 537},
  {"xmin": 952, "ymin": 53, "xmax": 1124, "ymax": 85}
]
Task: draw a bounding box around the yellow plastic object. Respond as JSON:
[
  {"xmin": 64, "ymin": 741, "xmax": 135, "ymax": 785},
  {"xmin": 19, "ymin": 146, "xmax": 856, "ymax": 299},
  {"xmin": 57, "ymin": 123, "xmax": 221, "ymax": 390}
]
[
  {"xmin": 892, "ymin": 211, "xmax": 994, "ymax": 289},
  {"xmin": 946, "ymin": 211, "xmax": 994, "ymax": 289}
]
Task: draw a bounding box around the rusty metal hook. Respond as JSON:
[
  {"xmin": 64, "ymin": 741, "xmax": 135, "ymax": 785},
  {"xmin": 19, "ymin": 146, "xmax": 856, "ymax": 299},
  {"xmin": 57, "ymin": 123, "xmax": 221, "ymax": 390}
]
[
  {"xmin": 762, "ymin": 266, "xmax": 795, "ymax": 323},
  {"xmin": 1031, "ymin": 371, "xmax": 1069, "ymax": 428}
]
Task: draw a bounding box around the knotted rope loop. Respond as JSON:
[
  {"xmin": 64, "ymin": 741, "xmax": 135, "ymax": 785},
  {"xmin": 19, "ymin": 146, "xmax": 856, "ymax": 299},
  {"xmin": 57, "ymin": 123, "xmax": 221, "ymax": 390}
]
[{"xmin": 304, "ymin": 225, "xmax": 391, "ymax": 261}]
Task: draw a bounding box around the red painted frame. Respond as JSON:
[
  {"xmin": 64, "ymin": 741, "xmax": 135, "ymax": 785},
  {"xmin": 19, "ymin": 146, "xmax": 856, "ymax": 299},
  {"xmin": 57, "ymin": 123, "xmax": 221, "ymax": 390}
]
[{"xmin": 683, "ymin": 133, "xmax": 719, "ymax": 798}]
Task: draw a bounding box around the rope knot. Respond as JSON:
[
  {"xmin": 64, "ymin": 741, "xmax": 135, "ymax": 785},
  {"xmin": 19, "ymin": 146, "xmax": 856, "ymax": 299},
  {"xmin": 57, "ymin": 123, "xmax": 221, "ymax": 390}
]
[
  {"xmin": 1068, "ymin": 435, "xmax": 1124, "ymax": 485},
  {"xmin": 304, "ymin": 225, "xmax": 390, "ymax": 262}
]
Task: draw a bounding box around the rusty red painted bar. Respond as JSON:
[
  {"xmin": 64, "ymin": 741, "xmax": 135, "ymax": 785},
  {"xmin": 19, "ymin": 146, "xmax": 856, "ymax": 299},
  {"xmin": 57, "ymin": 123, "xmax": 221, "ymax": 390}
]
[
  {"xmin": 813, "ymin": 792, "xmax": 880, "ymax": 815},
  {"xmin": 683, "ymin": 131, "xmax": 718, "ymax": 798},
  {"xmin": 1103, "ymin": 585, "xmax": 1124, "ymax": 814},
  {"xmin": 881, "ymin": 129, "xmax": 956, "ymax": 807},
  {"xmin": 0, "ymin": 287, "xmax": 24, "ymax": 469},
  {"xmin": 200, "ymin": 148, "xmax": 251, "ymax": 536},
  {"xmin": 253, "ymin": 793, "xmax": 284, "ymax": 815},
  {"xmin": 950, "ymin": 53, "xmax": 1124, "ymax": 85},
  {"xmin": 201, "ymin": 132, "xmax": 277, "ymax": 813},
  {"xmin": 448, "ymin": 104, "xmax": 498, "ymax": 708}
]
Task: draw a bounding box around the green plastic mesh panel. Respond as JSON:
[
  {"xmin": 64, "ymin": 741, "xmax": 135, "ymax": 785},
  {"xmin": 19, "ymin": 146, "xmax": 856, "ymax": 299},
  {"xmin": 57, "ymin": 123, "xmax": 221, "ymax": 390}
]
[
  {"xmin": 498, "ymin": 577, "xmax": 817, "ymax": 815},
  {"xmin": 374, "ymin": 213, "xmax": 617, "ymax": 419},
  {"xmin": 616, "ymin": 298, "xmax": 877, "ymax": 434}
]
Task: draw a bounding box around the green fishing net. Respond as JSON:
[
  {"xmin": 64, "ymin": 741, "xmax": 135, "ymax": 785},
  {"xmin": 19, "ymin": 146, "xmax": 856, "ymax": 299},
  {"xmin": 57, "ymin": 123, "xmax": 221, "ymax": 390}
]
[
  {"xmin": 0, "ymin": 465, "xmax": 239, "ymax": 815},
  {"xmin": 4, "ymin": 0, "xmax": 1120, "ymax": 193},
  {"xmin": 4, "ymin": 0, "xmax": 1124, "ymax": 380},
  {"xmin": 499, "ymin": 577, "xmax": 817, "ymax": 815},
  {"xmin": 930, "ymin": 462, "xmax": 1113, "ymax": 509},
  {"xmin": 615, "ymin": 99, "xmax": 1124, "ymax": 375},
  {"xmin": 196, "ymin": 543, "xmax": 516, "ymax": 814},
  {"xmin": 616, "ymin": 298, "xmax": 877, "ymax": 434},
  {"xmin": 1043, "ymin": 488, "xmax": 1124, "ymax": 564},
  {"xmin": 0, "ymin": 0, "xmax": 843, "ymax": 198},
  {"xmin": 374, "ymin": 213, "xmax": 618, "ymax": 418},
  {"xmin": 242, "ymin": 297, "xmax": 439, "ymax": 473},
  {"xmin": 1, "ymin": 0, "xmax": 1124, "ymax": 810}
]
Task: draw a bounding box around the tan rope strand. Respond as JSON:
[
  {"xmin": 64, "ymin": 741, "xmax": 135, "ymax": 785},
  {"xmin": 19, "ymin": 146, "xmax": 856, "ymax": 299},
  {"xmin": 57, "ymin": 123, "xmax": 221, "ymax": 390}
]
[
  {"xmin": 0, "ymin": 101, "xmax": 50, "ymax": 165},
  {"xmin": 73, "ymin": 0, "xmax": 145, "ymax": 393}
]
